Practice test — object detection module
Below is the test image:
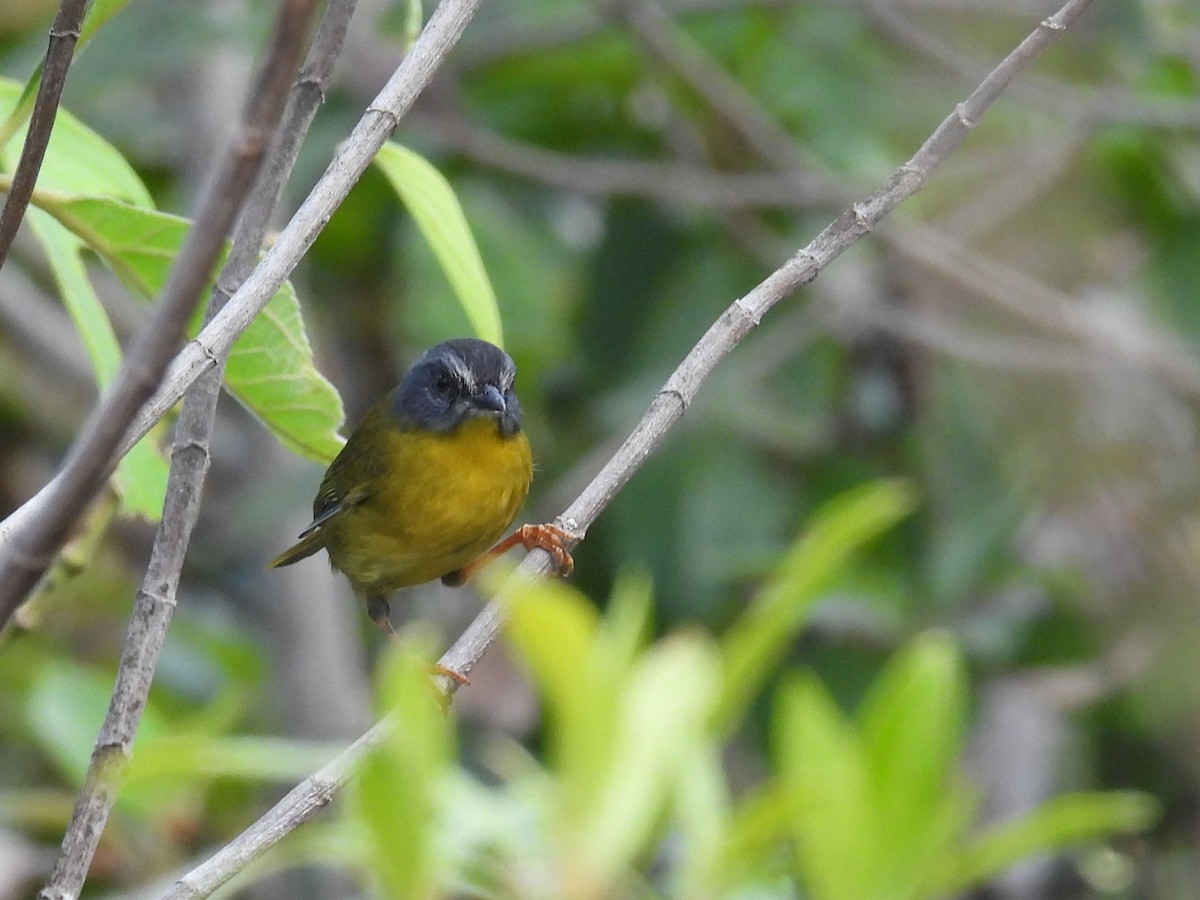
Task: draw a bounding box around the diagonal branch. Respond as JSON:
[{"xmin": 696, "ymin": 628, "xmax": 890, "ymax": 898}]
[
  {"xmin": 159, "ymin": 2, "xmax": 1096, "ymax": 896},
  {"xmin": 35, "ymin": 2, "xmax": 352, "ymax": 898},
  {"xmin": 0, "ymin": 0, "xmax": 90, "ymax": 270},
  {"xmin": 0, "ymin": 0, "xmax": 321, "ymax": 624}
]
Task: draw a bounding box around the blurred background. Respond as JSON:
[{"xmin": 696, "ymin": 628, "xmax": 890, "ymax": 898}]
[{"xmin": 2, "ymin": 0, "xmax": 1200, "ymax": 896}]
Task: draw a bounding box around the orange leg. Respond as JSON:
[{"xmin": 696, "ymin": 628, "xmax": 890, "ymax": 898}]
[
  {"xmin": 366, "ymin": 594, "xmax": 469, "ymax": 686},
  {"xmin": 443, "ymin": 524, "xmax": 575, "ymax": 587}
]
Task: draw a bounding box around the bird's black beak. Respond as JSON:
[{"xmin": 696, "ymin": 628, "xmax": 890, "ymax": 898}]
[{"xmin": 474, "ymin": 383, "xmax": 506, "ymax": 413}]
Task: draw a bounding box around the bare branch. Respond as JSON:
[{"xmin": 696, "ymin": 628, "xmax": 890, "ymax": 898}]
[
  {"xmin": 161, "ymin": 718, "xmax": 391, "ymax": 900},
  {"xmin": 34, "ymin": 2, "xmax": 350, "ymax": 897},
  {"xmin": 0, "ymin": 0, "xmax": 320, "ymax": 623},
  {"xmin": 159, "ymin": 2, "xmax": 1096, "ymax": 895},
  {"xmin": 867, "ymin": 0, "xmax": 1200, "ymax": 130},
  {"xmin": 0, "ymin": 0, "xmax": 89, "ymax": 271}
]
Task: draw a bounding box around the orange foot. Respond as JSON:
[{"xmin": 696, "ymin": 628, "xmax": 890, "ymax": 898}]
[
  {"xmin": 443, "ymin": 523, "xmax": 576, "ymax": 586},
  {"xmin": 509, "ymin": 523, "xmax": 576, "ymax": 576}
]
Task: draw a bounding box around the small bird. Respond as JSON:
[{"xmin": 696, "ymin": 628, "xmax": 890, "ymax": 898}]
[{"xmin": 270, "ymin": 338, "xmax": 573, "ymax": 650}]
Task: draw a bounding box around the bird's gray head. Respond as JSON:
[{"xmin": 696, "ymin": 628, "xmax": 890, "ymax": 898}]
[{"xmin": 393, "ymin": 338, "xmax": 523, "ymax": 437}]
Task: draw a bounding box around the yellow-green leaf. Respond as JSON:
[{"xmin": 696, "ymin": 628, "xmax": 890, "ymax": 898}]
[
  {"xmin": 374, "ymin": 142, "xmax": 503, "ymax": 347},
  {"xmin": 35, "ymin": 194, "xmax": 345, "ymax": 463},
  {"xmin": 27, "ymin": 208, "xmax": 169, "ymax": 519},
  {"xmin": 717, "ymin": 478, "xmax": 917, "ymax": 732}
]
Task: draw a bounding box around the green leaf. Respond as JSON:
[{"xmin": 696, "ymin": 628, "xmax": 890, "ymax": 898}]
[
  {"xmin": 856, "ymin": 632, "xmax": 972, "ymax": 897},
  {"xmin": 373, "ymin": 142, "xmax": 504, "ymax": 346},
  {"xmin": 505, "ymin": 579, "xmax": 614, "ymax": 815},
  {"xmin": 776, "ymin": 674, "xmax": 879, "ymax": 900},
  {"xmin": 858, "ymin": 632, "xmax": 966, "ymax": 812},
  {"xmin": 576, "ymin": 634, "xmax": 722, "ymax": 885},
  {"xmin": 933, "ymin": 791, "xmax": 1159, "ymax": 895},
  {"xmin": 400, "ymin": 0, "xmax": 424, "ymax": 50},
  {"xmin": 35, "ymin": 193, "xmax": 345, "ymax": 463},
  {"xmin": 505, "ymin": 579, "xmax": 600, "ymax": 727},
  {"xmin": 717, "ymin": 478, "xmax": 917, "ymax": 731},
  {"xmin": 222, "ymin": 274, "xmax": 347, "ymax": 462},
  {"xmin": 595, "ymin": 570, "xmax": 654, "ymax": 682},
  {"xmin": 672, "ymin": 742, "xmax": 735, "ymax": 897},
  {"xmin": 27, "ymin": 208, "xmax": 169, "ymax": 519},
  {"xmin": 354, "ymin": 637, "xmax": 454, "ymax": 899},
  {"xmin": 127, "ymin": 735, "xmax": 342, "ymax": 784},
  {"xmin": 705, "ymin": 783, "xmax": 800, "ymax": 894},
  {"xmin": 0, "ymin": 75, "xmax": 344, "ymax": 464},
  {"xmin": 79, "ymin": 0, "xmax": 136, "ymax": 47},
  {"xmin": 25, "ymin": 660, "xmax": 168, "ymax": 787}
]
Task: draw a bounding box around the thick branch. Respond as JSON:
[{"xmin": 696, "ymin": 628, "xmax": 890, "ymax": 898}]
[
  {"xmin": 35, "ymin": 1, "xmax": 325, "ymax": 897},
  {"xmin": 160, "ymin": 2, "xmax": 1095, "ymax": 896},
  {"xmin": 0, "ymin": 0, "xmax": 321, "ymax": 623},
  {"xmin": 0, "ymin": 0, "xmax": 89, "ymax": 270}
]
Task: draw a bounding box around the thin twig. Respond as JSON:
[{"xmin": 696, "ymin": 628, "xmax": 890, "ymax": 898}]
[
  {"xmin": 605, "ymin": 0, "xmax": 1200, "ymax": 396},
  {"xmin": 602, "ymin": 0, "xmax": 832, "ymax": 183},
  {"xmin": 0, "ymin": 0, "xmax": 90, "ymax": 270},
  {"xmin": 415, "ymin": 110, "xmax": 844, "ymax": 208},
  {"xmin": 159, "ymin": 2, "xmax": 1095, "ymax": 896},
  {"xmin": 866, "ymin": 0, "xmax": 1200, "ymax": 130},
  {"xmin": 0, "ymin": 0, "xmax": 319, "ymax": 625},
  {"xmin": 35, "ymin": 2, "xmax": 348, "ymax": 897},
  {"xmin": 0, "ymin": 0, "xmax": 489, "ymax": 561}
]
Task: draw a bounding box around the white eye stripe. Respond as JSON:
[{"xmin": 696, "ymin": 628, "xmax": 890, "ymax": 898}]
[
  {"xmin": 499, "ymin": 359, "xmax": 516, "ymax": 390},
  {"xmin": 445, "ymin": 356, "xmax": 475, "ymax": 392}
]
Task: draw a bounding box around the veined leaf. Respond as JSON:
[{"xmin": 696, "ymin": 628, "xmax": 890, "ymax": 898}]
[
  {"xmin": 34, "ymin": 192, "xmax": 345, "ymax": 463},
  {"xmin": 374, "ymin": 142, "xmax": 504, "ymax": 347},
  {"xmin": 2, "ymin": 75, "xmax": 343, "ymax": 464}
]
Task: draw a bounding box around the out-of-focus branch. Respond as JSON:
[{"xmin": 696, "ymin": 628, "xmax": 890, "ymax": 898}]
[
  {"xmin": 35, "ymin": 2, "xmax": 351, "ymax": 898},
  {"xmin": 0, "ymin": 0, "xmax": 90, "ymax": 271},
  {"xmin": 0, "ymin": 0, "xmax": 489, "ymax": 563},
  {"xmin": 0, "ymin": 264, "xmax": 93, "ymax": 390},
  {"xmin": 602, "ymin": 0, "xmax": 832, "ymax": 182},
  {"xmin": 414, "ymin": 110, "xmax": 843, "ymax": 208},
  {"xmin": 0, "ymin": 0, "xmax": 321, "ymax": 625},
  {"xmin": 452, "ymin": 0, "xmax": 1044, "ymax": 74},
  {"xmin": 866, "ymin": 0, "xmax": 1200, "ymax": 130},
  {"xmin": 597, "ymin": 0, "xmax": 1200, "ymax": 404},
  {"xmin": 160, "ymin": 3, "xmax": 1095, "ymax": 896}
]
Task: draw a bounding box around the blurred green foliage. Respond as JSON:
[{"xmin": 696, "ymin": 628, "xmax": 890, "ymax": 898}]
[
  {"xmin": 335, "ymin": 489, "xmax": 1153, "ymax": 898},
  {"xmin": 1, "ymin": 0, "xmax": 1199, "ymax": 896}
]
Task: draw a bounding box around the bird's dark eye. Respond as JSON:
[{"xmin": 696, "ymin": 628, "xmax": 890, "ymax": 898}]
[{"xmin": 433, "ymin": 373, "xmax": 454, "ymax": 396}]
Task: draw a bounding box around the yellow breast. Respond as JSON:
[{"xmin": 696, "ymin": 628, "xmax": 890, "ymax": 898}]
[{"xmin": 323, "ymin": 416, "xmax": 533, "ymax": 596}]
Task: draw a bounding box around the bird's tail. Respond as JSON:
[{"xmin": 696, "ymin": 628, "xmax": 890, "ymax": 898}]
[{"xmin": 268, "ymin": 530, "xmax": 325, "ymax": 569}]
